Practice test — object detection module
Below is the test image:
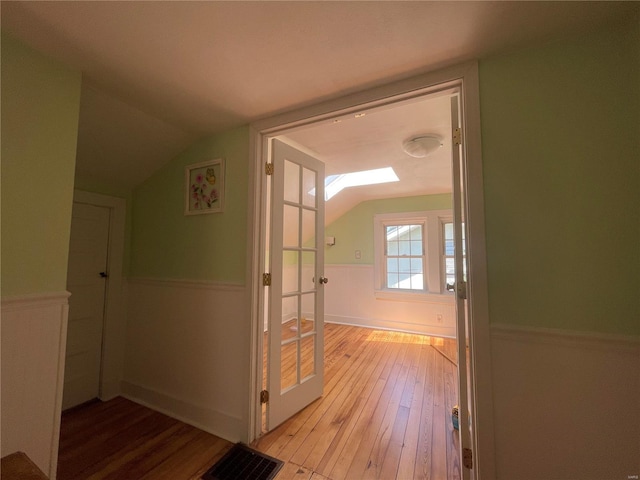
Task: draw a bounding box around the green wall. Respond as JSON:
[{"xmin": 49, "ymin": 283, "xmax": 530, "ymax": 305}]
[
  {"xmin": 325, "ymin": 194, "xmax": 452, "ymax": 265},
  {"xmin": 479, "ymin": 16, "xmax": 639, "ymax": 335},
  {"xmin": 1, "ymin": 34, "xmax": 82, "ymax": 297},
  {"xmin": 130, "ymin": 126, "xmax": 249, "ymax": 284}
]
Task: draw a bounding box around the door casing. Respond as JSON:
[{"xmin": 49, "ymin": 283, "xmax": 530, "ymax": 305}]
[{"xmin": 247, "ymin": 60, "xmax": 495, "ymax": 479}]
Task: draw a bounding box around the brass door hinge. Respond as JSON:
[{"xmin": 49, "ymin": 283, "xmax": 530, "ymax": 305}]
[
  {"xmin": 265, "ymin": 162, "xmax": 274, "ymax": 175},
  {"xmin": 260, "ymin": 390, "xmax": 269, "ymax": 404},
  {"xmin": 263, "ymin": 273, "xmax": 271, "ymax": 286},
  {"xmin": 457, "ymin": 280, "xmax": 467, "ymax": 300},
  {"xmin": 453, "ymin": 127, "xmax": 463, "ymax": 146},
  {"xmin": 463, "ymin": 447, "xmax": 473, "ymax": 469}
]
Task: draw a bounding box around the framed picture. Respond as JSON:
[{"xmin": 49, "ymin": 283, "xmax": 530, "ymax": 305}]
[{"xmin": 185, "ymin": 158, "xmax": 225, "ymax": 215}]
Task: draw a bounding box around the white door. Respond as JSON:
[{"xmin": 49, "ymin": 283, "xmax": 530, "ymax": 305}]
[
  {"xmin": 267, "ymin": 139, "xmax": 326, "ymax": 429},
  {"xmin": 63, "ymin": 202, "xmax": 110, "ymax": 410},
  {"xmin": 451, "ymin": 95, "xmax": 477, "ymax": 479}
]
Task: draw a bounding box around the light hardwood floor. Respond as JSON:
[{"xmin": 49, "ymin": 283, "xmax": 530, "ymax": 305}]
[
  {"xmin": 254, "ymin": 323, "xmax": 460, "ymax": 480},
  {"xmin": 58, "ymin": 324, "xmax": 459, "ymax": 479}
]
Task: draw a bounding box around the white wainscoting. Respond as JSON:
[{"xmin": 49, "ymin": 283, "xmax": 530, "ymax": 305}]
[
  {"xmin": 123, "ymin": 278, "xmax": 249, "ymax": 442},
  {"xmin": 323, "ymin": 264, "xmax": 456, "ymax": 337},
  {"xmin": 1, "ymin": 292, "xmax": 70, "ymax": 479},
  {"xmin": 490, "ymin": 324, "xmax": 640, "ymax": 480}
]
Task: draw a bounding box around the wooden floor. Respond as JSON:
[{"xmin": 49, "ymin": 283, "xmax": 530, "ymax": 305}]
[
  {"xmin": 58, "ymin": 324, "xmax": 459, "ymax": 480},
  {"xmin": 58, "ymin": 397, "xmax": 232, "ymax": 480},
  {"xmin": 254, "ymin": 323, "xmax": 460, "ymax": 480}
]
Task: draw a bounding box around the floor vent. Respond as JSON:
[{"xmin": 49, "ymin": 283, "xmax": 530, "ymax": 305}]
[{"xmin": 202, "ymin": 443, "xmax": 284, "ymax": 480}]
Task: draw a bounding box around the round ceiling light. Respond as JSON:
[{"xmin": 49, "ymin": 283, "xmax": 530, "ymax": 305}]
[{"xmin": 402, "ymin": 134, "xmax": 443, "ymax": 158}]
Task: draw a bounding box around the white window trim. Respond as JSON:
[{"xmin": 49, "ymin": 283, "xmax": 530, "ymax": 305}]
[{"xmin": 374, "ymin": 209, "xmax": 452, "ymax": 301}]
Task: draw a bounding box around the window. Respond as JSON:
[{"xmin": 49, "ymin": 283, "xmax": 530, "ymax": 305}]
[
  {"xmin": 385, "ymin": 223, "xmax": 425, "ymax": 290},
  {"xmin": 374, "ymin": 210, "xmax": 454, "ymax": 301}
]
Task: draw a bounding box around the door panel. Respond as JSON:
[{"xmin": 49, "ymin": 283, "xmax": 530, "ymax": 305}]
[
  {"xmin": 451, "ymin": 95, "xmax": 476, "ymax": 479},
  {"xmin": 63, "ymin": 203, "xmax": 110, "ymax": 410},
  {"xmin": 268, "ymin": 139, "xmax": 325, "ymax": 430}
]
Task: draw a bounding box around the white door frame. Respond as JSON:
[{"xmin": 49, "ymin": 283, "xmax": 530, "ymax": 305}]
[
  {"xmin": 247, "ymin": 60, "xmax": 495, "ymax": 479},
  {"xmin": 71, "ymin": 190, "xmax": 127, "ymax": 402}
]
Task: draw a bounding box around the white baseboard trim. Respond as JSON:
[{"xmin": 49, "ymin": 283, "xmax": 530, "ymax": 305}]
[
  {"xmin": 325, "ymin": 314, "xmax": 456, "ymax": 338},
  {"xmin": 127, "ymin": 276, "xmax": 245, "ymax": 292},
  {"xmin": 121, "ymin": 380, "xmax": 243, "ymax": 443},
  {"xmin": 491, "ymin": 323, "xmax": 639, "ymax": 353}
]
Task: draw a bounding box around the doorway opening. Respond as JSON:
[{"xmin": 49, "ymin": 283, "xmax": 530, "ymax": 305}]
[
  {"xmin": 62, "ymin": 190, "xmax": 127, "ymax": 411},
  {"xmin": 249, "ymin": 63, "xmax": 494, "ymax": 479}
]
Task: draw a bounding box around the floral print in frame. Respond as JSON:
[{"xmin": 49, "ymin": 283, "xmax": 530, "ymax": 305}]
[{"xmin": 185, "ymin": 158, "xmax": 224, "ymax": 215}]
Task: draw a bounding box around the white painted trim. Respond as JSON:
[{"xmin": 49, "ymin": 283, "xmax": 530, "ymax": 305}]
[
  {"xmin": 1, "ymin": 291, "xmax": 71, "ymax": 310},
  {"xmin": 374, "ymin": 290, "xmax": 454, "ymax": 305},
  {"xmin": 491, "ymin": 323, "xmax": 640, "ymax": 353},
  {"xmin": 121, "ymin": 381, "xmax": 243, "ymax": 443},
  {"xmin": 0, "ymin": 292, "xmax": 69, "ymax": 479},
  {"xmin": 373, "ymin": 209, "xmax": 453, "ymax": 296},
  {"xmin": 50, "ymin": 301, "xmax": 69, "ymax": 480},
  {"xmin": 326, "ymin": 315, "xmax": 456, "ymax": 338},
  {"xmin": 248, "ymin": 61, "xmax": 495, "ymax": 478},
  {"xmin": 72, "ymin": 190, "xmax": 127, "ymax": 402},
  {"xmin": 127, "ymin": 276, "xmax": 246, "ymax": 292}
]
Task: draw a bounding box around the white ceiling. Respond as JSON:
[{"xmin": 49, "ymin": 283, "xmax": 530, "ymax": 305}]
[
  {"xmin": 279, "ymin": 92, "xmax": 454, "ymax": 225},
  {"xmin": 2, "ymin": 1, "xmax": 636, "ymax": 194}
]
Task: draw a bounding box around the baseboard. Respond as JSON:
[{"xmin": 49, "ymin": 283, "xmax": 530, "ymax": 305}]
[
  {"xmin": 120, "ymin": 380, "xmax": 243, "ymax": 443},
  {"xmin": 325, "ymin": 314, "xmax": 456, "ymax": 338}
]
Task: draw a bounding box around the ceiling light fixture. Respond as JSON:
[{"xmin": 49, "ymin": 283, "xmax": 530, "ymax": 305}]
[{"xmin": 402, "ymin": 134, "xmax": 443, "ymax": 158}]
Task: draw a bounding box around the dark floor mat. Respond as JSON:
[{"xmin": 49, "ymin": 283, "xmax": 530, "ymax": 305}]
[{"xmin": 202, "ymin": 443, "xmax": 284, "ymax": 480}]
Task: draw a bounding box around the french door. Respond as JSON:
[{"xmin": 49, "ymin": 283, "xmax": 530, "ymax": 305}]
[
  {"xmin": 266, "ymin": 139, "xmax": 326, "ymax": 429},
  {"xmin": 451, "ymin": 94, "xmax": 477, "ymax": 479}
]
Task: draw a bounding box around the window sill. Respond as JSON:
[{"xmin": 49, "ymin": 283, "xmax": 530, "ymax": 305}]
[{"xmin": 374, "ymin": 289, "xmax": 454, "ymax": 304}]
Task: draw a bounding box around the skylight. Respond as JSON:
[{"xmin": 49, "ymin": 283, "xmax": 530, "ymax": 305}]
[{"xmin": 323, "ymin": 167, "xmax": 399, "ymax": 200}]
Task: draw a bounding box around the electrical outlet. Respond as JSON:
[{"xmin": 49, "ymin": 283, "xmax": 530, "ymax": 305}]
[
  {"xmin": 437, "ymin": 314, "xmax": 443, "ymax": 323},
  {"xmin": 355, "ymin": 250, "xmax": 361, "ymax": 259}
]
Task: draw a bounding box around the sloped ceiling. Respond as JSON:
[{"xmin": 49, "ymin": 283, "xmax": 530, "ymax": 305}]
[{"xmin": 2, "ymin": 1, "xmax": 636, "ymax": 193}]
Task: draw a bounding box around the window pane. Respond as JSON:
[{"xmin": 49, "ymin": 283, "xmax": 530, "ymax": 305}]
[
  {"xmin": 445, "ymin": 239, "xmax": 455, "ymax": 256},
  {"xmin": 302, "ymin": 167, "xmax": 316, "ymax": 207},
  {"xmin": 284, "ymin": 160, "xmax": 300, "ymax": 204},
  {"xmin": 281, "ymin": 341, "xmax": 298, "ymax": 392},
  {"xmin": 410, "ymin": 225, "xmax": 422, "ymax": 241},
  {"xmin": 282, "ymin": 251, "xmax": 299, "ymax": 294},
  {"xmin": 398, "ymin": 273, "xmax": 411, "ymax": 289},
  {"xmin": 387, "ymin": 273, "xmax": 399, "ymax": 288},
  {"xmin": 399, "ymin": 258, "xmax": 411, "ymax": 273},
  {"xmin": 398, "ymin": 240, "xmax": 411, "ymax": 255},
  {"xmin": 411, "ymin": 273, "xmax": 424, "ymax": 290},
  {"xmin": 444, "ymin": 222, "xmax": 454, "ymax": 240},
  {"xmin": 410, "ymin": 240, "xmax": 423, "ymax": 255},
  {"xmin": 445, "ymin": 257, "xmax": 455, "ymax": 275},
  {"xmin": 386, "ymin": 226, "xmax": 400, "ymax": 242},
  {"xmin": 387, "ymin": 258, "xmax": 398, "ymax": 274},
  {"xmin": 300, "ymin": 335, "xmax": 315, "ymax": 380},
  {"xmin": 387, "ymin": 241, "xmax": 398, "ymax": 256},
  {"xmin": 410, "ymin": 258, "xmax": 423, "ymax": 274},
  {"xmin": 283, "ymin": 205, "xmax": 299, "ymax": 247}
]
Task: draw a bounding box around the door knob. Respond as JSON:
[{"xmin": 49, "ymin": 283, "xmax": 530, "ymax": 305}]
[
  {"xmin": 318, "ymin": 276, "xmax": 329, "ymax": 284},
  {"xmin": 99, "ymin": 272, "xmax": 109, "ymax": 278}
]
